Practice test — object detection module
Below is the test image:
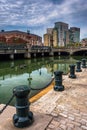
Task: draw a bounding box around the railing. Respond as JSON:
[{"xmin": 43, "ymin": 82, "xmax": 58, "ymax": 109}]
[
  {"xmin": 0, "ymin": 43, "xmax": 87, "ymax": 55},
  {"xmin": 30, "ymin": 45, "xmax": 51, "ymax": 52},
  {"xmin": 31, "ymin": 45, "xmax": 51, "ymax": 50},
  {"xmin": 0, "ymin": 43, "xmax": 26, "ymax": 50}
]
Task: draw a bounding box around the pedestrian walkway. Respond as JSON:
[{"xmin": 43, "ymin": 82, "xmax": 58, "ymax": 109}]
[
  {"xmin": 30, "ymin": 68, "xmax": 87, "ymax": 130},
  {"xmin": 0, "ymin": 68, "xmax": 87, "ymax": 130}
]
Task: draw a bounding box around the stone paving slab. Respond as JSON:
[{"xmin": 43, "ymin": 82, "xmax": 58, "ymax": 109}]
[
  {"xmin": 0, "ymin": 104, "xmax": 52, "ymax": 130},
  {"xmin": 30, "ymin": 68, "xmax": 87, "ymax": 130}
]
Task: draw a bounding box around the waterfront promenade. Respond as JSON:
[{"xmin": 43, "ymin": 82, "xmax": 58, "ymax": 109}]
[{"xmin": 0, "ymin": 68, "xmax": 87, "ymax": 130}]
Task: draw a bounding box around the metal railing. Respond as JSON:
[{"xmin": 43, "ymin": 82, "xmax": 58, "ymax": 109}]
[{"xmin": 0, "ymin": 43, "xmax": 26, "ymax": 50}]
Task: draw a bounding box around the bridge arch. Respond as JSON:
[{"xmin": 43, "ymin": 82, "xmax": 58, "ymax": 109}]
[
  {"xmin": 71, "ymin": 49, "xmax": 87, "ymax": 56},
  {"xmin": 54, "ymin": 51, "xmax": 70, "ymax": 56}
]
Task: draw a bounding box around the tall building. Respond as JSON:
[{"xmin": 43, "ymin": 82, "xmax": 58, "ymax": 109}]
[
  {"xmin": 44, "ymin": 34, "xmax": 50, "ymax": 46},
  {"xmin": 53, "ymin": 28, "xmax": 58, "ymax": 47},
  {"xmin": 69, "ymin": 27, "xmax": 80, "ymax": 43},
  {"xmin": 44, "ymin": 28, "xmax": 53, "ymax": 46},
  {"xmin": 43, "ymin": 22, "xmax": 80, "ymax": 47},
  {"xmin": 54, "ymin": 22, "xmax": 69, "ymax": 47},
  {"xmin": 47, "ymin": 28, "xmax": 53, "ymax": 34}
]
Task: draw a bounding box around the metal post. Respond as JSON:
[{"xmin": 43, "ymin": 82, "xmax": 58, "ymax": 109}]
[
  {"xmin": 54, "ymin": 71, "xmax": 64, "ymax": 91},
  {"xmin": 13, "ymin": 85, "xmax": 34, "ymax": 128},
  {"xmin": 82, "ymin": 58, "xmax": 87, "ymax": 68},
  {"xmin": 76, "ymin": 61, "xmax": 82, "ymax": 72},
  {"xmin": 69, "ymin": 64, "xmax": 76, "ymax": 78}
]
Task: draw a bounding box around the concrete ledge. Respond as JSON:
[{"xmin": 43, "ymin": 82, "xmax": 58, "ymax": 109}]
[
  {"xmin": 30, "ymin": 80, "xmax": 54, "ymax": 103},
  {"xmin": 0, "ymin": 104, "xmax": 52, "ymax": 130}
]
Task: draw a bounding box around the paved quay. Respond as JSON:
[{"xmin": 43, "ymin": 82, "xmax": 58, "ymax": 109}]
[
  {"xmin": 0, "ymin": 68, "xmax": 87, "ymax": 130},
  {"xmin": 30, "ymin": 68, "xmax": 87, "ymax": 130}
]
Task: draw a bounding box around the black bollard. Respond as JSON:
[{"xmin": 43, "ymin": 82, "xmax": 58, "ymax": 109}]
[
  {"xmin": 69, "ymin": 64, "xmax": 76, "ymax": 78},
  {"xmin": 82, "ymin": 58, "xmax": 87, "ymax": 68},
  {"xmin": 54, "ymin": 71, "xmax": 64, "ymax": 91},
  {"xmin": 13, "ymin": 85, "xmax": 34, "ymax": 128},
  {"xmin": 76, "ymin": 61, "xmax": 82, "ymax": 72}
]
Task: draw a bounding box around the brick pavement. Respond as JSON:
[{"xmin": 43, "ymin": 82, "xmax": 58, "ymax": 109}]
[{"xmin": 30, "ymin": 68, "xmax": 87, "ymax": 130}]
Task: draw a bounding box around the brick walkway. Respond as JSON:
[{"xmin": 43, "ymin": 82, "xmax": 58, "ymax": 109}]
[
  {"xmin": 46, "ymin": 106, "xmax": 87, "ymax": 130},
  {"xmin": 31, "ymin": 68, "xmax": 87, "ymax": 130}
]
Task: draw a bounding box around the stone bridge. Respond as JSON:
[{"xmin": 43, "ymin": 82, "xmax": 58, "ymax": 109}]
[
  {"xmin": 0, "ymin": 44, "xmax": 87, "ymax": 59},
  {"xmin": 52, "ymin": 47, "xmax": 87, "ymax": 55}
]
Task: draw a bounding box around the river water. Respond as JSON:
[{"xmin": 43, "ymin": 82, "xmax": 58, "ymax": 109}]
[{"xmin": 0, "ymin": 56, "xmax": 86, "ymax": 105}]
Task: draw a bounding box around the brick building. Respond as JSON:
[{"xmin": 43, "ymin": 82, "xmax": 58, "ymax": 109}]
[
  {"xmin": 0, "ymin": 30, "xmax": 42, "ymax": 46},
  {"xmin": 81, "ymin": 38, "xmax": 87, "ymax": 46}
]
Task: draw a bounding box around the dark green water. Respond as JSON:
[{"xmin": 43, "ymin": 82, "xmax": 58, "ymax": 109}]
[{"xmin": 0, "ymin": 56, "xmax": 86, "ymax": 106}]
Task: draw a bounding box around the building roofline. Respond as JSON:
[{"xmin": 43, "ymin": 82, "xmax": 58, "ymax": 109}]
[
  {"xmin": 0, "ymin": 30, "xmax": 42, "ymax": 38},
  {"xmin": 55, "ymin": 21, "xmax": 68, "ymax": 25}
]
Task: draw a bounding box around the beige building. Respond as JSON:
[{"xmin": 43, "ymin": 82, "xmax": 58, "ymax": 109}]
[
  {"xmin": 53, "ymin": 28, "xmax": 58, "ymax": 47},
  {"xmin": 44, "ymin": 28, "xmax": 53, "ymax": 47},
  {"xmin": 44, "ymin": 34, "xmax": 50, "ymax": 46},
  {"xmin": 44, "ymin": 34, "xmax": 53, "ymax": 46}
]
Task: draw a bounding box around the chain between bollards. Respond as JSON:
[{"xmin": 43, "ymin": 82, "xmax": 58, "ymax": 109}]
[{"xmin": 0, "ymin": 94, "xmax": 15, "ymax": 114}]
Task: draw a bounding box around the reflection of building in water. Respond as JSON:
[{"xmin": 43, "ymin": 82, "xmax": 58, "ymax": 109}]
[
  {"xmin": 46, "ymin": 63, "xmax": 69, "ymax": 74},
  {"xmin": 10, "ymin": 62, "xmax": 14, "ymax": 68},
  {"xmin": 46, "ymin": 64, "xmax": 53, "ymax": 73},
  {"xmin": 46, "ymin": 63, "xmax": 58, "ymax": 74},
  {"xmin": 58, "ymin": 64, "xmax": 69, "ymax": 74},
  {"xmin": 39, "ymin": 69, "xmax": 42, "ymax": 75},
  {"xmin": 46, "ymin": 62, "xmax": 69, "ymax": 75},
  {"xmin": 53, "ymin": 64, "xmax": 58, "ymax": 71}
]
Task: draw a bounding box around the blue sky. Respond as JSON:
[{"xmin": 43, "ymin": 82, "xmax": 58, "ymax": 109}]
[{"xmin": 0, "ymin": 0, "xmax": 87, "ymax": 40}]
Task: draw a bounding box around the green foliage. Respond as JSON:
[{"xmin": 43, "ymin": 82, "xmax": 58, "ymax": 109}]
[{"xmin": 67, "ymin": 42, "xmax": 81, "ymax": 47}]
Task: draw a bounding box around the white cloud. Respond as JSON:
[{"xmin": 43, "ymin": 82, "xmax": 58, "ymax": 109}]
[{"xmin": 0, "ymin": 0, "xmax": 87, "ymax": 39}]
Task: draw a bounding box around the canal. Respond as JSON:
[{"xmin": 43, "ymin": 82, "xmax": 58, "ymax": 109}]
[{"xmin": 0, "ymin": 56, "xmax": 86, "ymax": 105}]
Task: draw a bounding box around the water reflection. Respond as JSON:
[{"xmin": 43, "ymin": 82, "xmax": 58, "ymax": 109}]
[{"xmin": 0, "ymin": 56, "xmax": 86, "ymax": 105}]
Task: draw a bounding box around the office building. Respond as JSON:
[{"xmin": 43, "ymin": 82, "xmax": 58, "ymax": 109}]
[
  {"xmin": 53, "ymin": 28, "xmax": 58, "ymax": 47},
  {"xmin": 69, "ymin": 27, "xmax": 80, "ymax": 43},
  {"xmin": 44, "ymin": 28, "xmax": 53, "ymax": 46},
  {"xmin": 54, "ymin": 22, "xmax": 69, "ymax": 47},
  {"xmin": 44, "ymin": 22, "xmax": 80, "ymax": 47}
]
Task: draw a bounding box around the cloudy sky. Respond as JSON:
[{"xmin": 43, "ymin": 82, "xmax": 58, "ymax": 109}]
[{"xmin": 0, "ymin": 0, "xmax": 87, "ymax": 40}]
